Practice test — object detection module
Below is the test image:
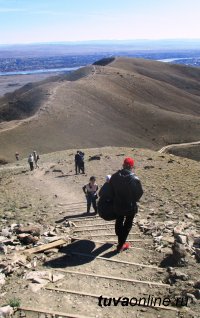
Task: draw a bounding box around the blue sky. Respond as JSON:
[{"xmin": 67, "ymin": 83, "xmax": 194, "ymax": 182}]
[{"xmin": 0, "ymin": 0, "xmax": 200, "ymax": 44}]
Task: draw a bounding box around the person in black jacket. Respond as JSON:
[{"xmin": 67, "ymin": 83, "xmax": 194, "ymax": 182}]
[
  {"xmin": 110, "ymin": 157, "xmax": 143, "ymax": 252},
  {"xmin": 79, "ymin": 151, "xmax": 85, "ymax": 174},
  {"xmin": 75, "ymin": 151, "xmax": 85, "ymax": 174},
  {"xmin": 75, "ymin": 151, "xmax": 80, "ymax": 174}
]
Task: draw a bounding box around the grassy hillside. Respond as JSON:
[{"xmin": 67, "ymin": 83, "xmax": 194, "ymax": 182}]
[{"xmin": 0, "ymin": 57, "xmax": 199, "ymax": 161}]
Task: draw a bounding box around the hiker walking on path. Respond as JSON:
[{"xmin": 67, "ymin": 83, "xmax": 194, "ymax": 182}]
[
  {"xmin": 110, "ymin": 157, "xmax": 143, "ymax": 252},
  {"xmin": 33, "ymin": 151, "xmax": 39, "ymax": 168},
  {"xmin": 28, "ymin": 153, "xmax": 34, "ymax": 171},
  {"xmin": 83, "ymin": 176, "xmax": 98, "ymax": 214}
]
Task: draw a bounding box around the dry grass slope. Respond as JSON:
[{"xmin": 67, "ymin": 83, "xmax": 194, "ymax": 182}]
[{"xmin": 0, "ymin": 57, "xmax": 199, "ymax": 161}]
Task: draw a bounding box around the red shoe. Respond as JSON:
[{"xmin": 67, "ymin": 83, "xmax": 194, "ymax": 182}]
[{"xmin": 117, "ymin": 242, "xmax": 131, "ymax": 252}]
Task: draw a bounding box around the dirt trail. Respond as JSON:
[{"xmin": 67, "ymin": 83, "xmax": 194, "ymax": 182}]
[
  {"xmin": 158, "ymin": 140, "xmax": 200, "ymax": 153},
  {"xmin": 0, "ymin": 147, "xmax": 199, "ymax": 317},
  {"xmin": 30, "ymin": 163, "xmax": 81, "ymax": 206}
]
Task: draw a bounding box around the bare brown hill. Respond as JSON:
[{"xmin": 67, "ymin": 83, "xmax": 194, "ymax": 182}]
[{"xmin": 0, "ymin": 57, "xmax": 200, "ymax": 161}]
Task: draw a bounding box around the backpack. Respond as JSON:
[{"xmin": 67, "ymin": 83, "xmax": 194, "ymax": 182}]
[
  {"xmin": 97, "ymin": 183, "xmax": 116, "ymax": 221},
  {"xmin": 111, "ymin": 170, "xmax": 143, "ymax": 216},
  {"xmin": 97, "ymin": 197, "xmax": 116, "ymax": 221}
]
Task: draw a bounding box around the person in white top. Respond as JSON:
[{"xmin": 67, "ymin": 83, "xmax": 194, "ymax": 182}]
[
  {"xmin": 33, "ymin": 150, "xmax": 39, "ymax": 168},
  {"xmin": 28, "ymin": 154, "xmax": 34, "ymax": 171},
  {"xmin": 83, "ymin": 176, "xmax": 98, "ymax": 214}
]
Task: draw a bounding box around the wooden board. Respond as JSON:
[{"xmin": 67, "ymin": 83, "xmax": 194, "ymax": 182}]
[
  {"xmin": 68, "ymin": 251, "xmax": 164, "ymax": 270},
  {"xmin": 55, "ymin": 269, "xmax": 169, "ymax": 287},
  {"xmin": 18, "ymin": 306, "xmax": 94, "ymax": 318},
  {"xmin": 45, "ymin": 287, "xmax": 180, "ymax": 312},
  {"xmin": 24, "ymin": 238, "xmax": 67, "ymax": 254},
  {"xmin": 71, "ymin": 238, "xmax": 144, "ymax": 250}
]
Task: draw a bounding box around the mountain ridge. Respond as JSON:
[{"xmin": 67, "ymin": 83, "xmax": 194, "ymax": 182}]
[{"xmin": 0, "ymin": 57, "xmax": 199, "ymax": 161}]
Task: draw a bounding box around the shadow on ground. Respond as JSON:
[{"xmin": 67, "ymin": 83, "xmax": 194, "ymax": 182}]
[
  {"xmin": 55, "ymin": 212, "xmax": 97, "ymax": 223},
  {"xmin": 44, "ymin": 239, "xmax": 117, "ymax": 268}
]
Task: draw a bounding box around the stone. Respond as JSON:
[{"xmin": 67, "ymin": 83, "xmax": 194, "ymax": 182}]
[
  {"xmin": 63, "ymin": 221, "xmax": 76, "ymax": 227},
  {"xmin": 194, "ymin": 289, "xmax": 200, "ymax": 300},
  {"xmin": 175, "ymin": 271, "xmax": 189, "ymax": 281},
  {"xmin": 185, "ymin": 213, "xmax": 194, "ymax": 220},
  {"xmin": 175, "ymin": 234, "xmax": 187, "ymax": 244},
  {"xmin": 88, "ymin": 155, "xmax": 101, "ymax": 161},
  {"xmin": 0, "ymin": 274, "xmax": 6, "ymax": 286},
  {"xmin": 51, "ymin": 273, "xmax": 65, "ymax": 283},
  {"xmin": 162, "ymin": 236, "xmax": 174, "ymax": 244},
  {"xmin": 194, "ymin": 281, "xmax": 200, "ymax": 289},
  {"xmin": 186, "ymin": 293, "xmax": 197, "ymax": 304},
  {"xmin": 17, "ymin": 233, "xmax": 39, "ymax": 245},
  {"xmin": 195, "ymin": 248, "xmax": 200, "ymax": 261},
  {"xmin": 52, "ymin": 169, "xmax": 63, "ymax": 173},
  {"xmin": 15, "ymin": 225, "xmax": 41, "ymax": 237},
  {"xmin": 173, "ymin": 223, "xmax": 187, "ymax": 235},
  {"xmin": 194, "ymin": 237, "xmax": 200, "ymax": 246},
  {"xmin": 24, "ymin": 270, "xmax": 51, "ymax": 283},
  {"xmin": 0, "ymin": 306, "xmax": 14, "ymax": 317},
  {"xmin": 144, "ymin": 165, "xmax": 154, "ymax": 169},
  {"xmin": 172, "ymin": 241, "xmax": 187, "ymax": 261},
  {"xmin": 19, "ymin": 205, "xmax": 29, "ymax": 209},
  {"xmin": 1, "ymin": 229, "xmax": 10, "ymax": 238}
]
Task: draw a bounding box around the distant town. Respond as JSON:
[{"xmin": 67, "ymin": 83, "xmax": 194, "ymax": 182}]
[{"xmin": 0, "ymin": 42, "xmax": 200, "ymax": 75}]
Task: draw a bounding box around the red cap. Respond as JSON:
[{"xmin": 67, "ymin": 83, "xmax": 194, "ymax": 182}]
[{"xmin": 123, "ymin": 157, "xmax": 134, "ymax": 167}]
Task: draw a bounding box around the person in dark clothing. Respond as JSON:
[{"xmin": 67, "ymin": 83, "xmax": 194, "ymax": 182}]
[
  {"xmin": 75, "ymin": 151, "xmax": 85, "ymax": 174},
  {"xmin": 15, "ymin": 152, "xmax": 19, "ymax": 161},
  {"xmin": 75, "ymin": 151, "xmax": 81, "ymax": 174},
  {"xmin": 79, "ymin": 151, "xmax": 85, "ymax": 174},
  {"xmin": 110, "ymin": 157, "xmax": 143, "ymax": 252},
  {"xmin": 83, "ymin": 176, "xmax": 98, "ymax": 214}
]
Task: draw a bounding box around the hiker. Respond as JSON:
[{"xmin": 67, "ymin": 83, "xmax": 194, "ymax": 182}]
[
  {"xmin": 99, "ymin": 175, "xmax": 111, "ymax": 197},
  {"xmin": 75, "ymin": 151, "xmax": 85, "ymax": 174},
  {"xmin": 28, "ymin": 154, "xmax": 34, "ymax": 171},
  {"xmin": 75, "ymin": 151, "xmax": 81, "ymax": 174},
  {"xmin": 79, "ymin": 151, "xmax": 85, "ymax": 174},
  {"xmin": 110, "ymin": 157, "xmax": 143, "ymax": 252},
  {"xmin": 15, "ymin": 152, "xmax": 19, "ymax": 161},
  {"xmin": 33, "ymin": 151, "xmax": 39, "ymax": 168},
  {"xmin": 83, "ymin": 176, "xmax": 98, "ymax": 214}
]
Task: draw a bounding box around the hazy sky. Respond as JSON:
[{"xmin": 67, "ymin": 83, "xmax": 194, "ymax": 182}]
[{"xmin": 0, "ymin": 0, "xmax": 200, "ymax": 44}]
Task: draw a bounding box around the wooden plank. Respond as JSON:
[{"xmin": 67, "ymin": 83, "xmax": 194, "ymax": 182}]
[
  {"xmin": 75, "ymin": 233, "xmax": 142, "ymax": 238},
  {"xmin": 74, "ymin": 222, "xmax": 137, "ymax": 228},
  {"xmin": 59, "ymin": 202, "xmax": 86, "ymax": 206},
  {"xmin": 70, "ymin": 237, "xmax": 151, "ymax": 244},
  {"xmin": 69, "ymin": 251, "xmax": 163, "ymax": 270},
  {"xmin": 24, "ymin": 238, "xmax": 67, "ymax": 254},
  {"xmin": 66, "ymin": 216, "xmax": 100, "ymax": 222},
  {"xmin": 18, "ymin": 307, "xmax": 94, "ymax": 318},
  {"xmin": 45, "ymin": 287, "xmax": 180, "ymax": 312},
  {"xmin": 74, "ymin": 222, "xmax": 116, "ymax": 228},
  {"xmin": 73, "ymin": 228, "xmax": 139, "ymax": 233},
  {"xmin": 54, "ymin": 269, "xmax": 169, "ymax": 287},
  {"xmin": 71, "ymin": 238, "xmax": 144, "ymax": 250}
]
